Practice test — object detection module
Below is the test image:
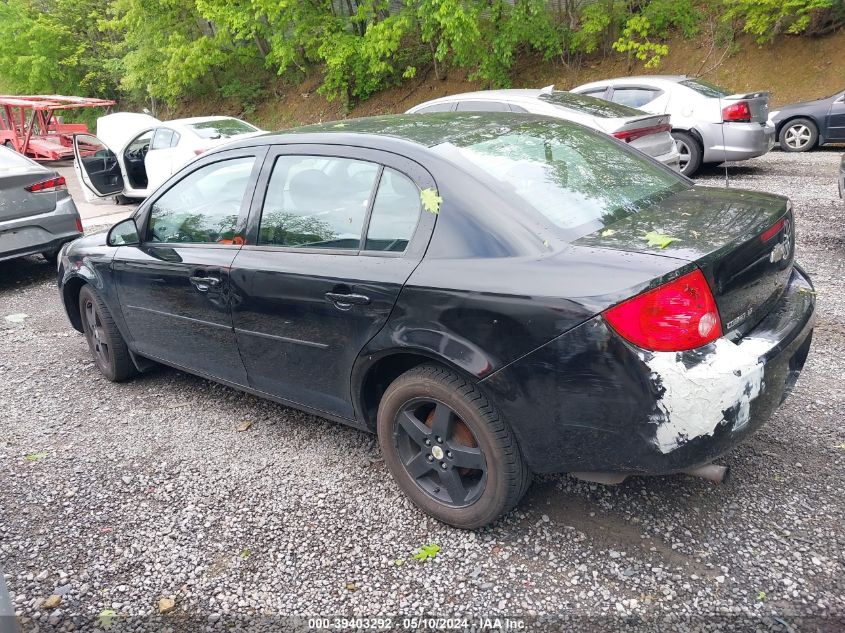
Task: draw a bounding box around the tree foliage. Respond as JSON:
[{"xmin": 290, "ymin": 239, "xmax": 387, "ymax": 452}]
[{"xmin": 0, "ymin": 0, "xmax": 839, "ymax": 111}]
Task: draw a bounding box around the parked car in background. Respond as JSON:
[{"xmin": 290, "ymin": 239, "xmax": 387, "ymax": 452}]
[
  {"xmin": 58, "ymin": 113, "xmax": 814, "ymax": 528},
  {"xmin": 572, "ymin": 76, "xmax": 775, "ymax": 176},
  {"xmin": 72, "ymin": 113, "xmax": 264, "ymax": 202},
  {"xmin": 769, "ymin": 89, "xmax": 845, "ymax": 152},
  {"xmin": 0, "ymin": 145, "xmax": 82, "ymax": 265},
  {"xmin": 407, "ymin": 88, "xmax": 680, "ymax": 170},
  {"xmin": 839, "ymin": 153, "xmax": 845, "ymax": 207}
]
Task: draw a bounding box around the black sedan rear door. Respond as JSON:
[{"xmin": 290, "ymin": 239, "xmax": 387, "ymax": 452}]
[{"xmin": 229, "ymin": 145, "xmax": 436, "ymax": 421}]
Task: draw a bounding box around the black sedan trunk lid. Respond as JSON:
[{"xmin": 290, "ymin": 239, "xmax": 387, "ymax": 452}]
[{"xmin": 575, "ymin": 187, "xmax": 794, "ymax": 336}]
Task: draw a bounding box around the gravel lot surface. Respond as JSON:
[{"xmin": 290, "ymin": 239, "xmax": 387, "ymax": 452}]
[{"xmin": 1, "ymin": 148, "xmax": 843, "ymax": 632}]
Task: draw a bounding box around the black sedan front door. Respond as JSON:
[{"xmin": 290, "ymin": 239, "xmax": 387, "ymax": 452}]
[
  {"xmin": 113, "ymin": 148, "xmax": 266, "ymax": 385},
  {"xmin": 230, "ymin": 145, "xmax": 436, "ymax": 420}
]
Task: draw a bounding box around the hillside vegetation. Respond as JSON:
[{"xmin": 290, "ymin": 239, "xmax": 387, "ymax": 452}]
[{"xmin": 0, "ymin": 0, "xmax": 843, "ymax": 128}]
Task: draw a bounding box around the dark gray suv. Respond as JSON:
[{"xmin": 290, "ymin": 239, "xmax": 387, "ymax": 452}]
[{"xmin": 0, "ymin": 146, "xmax": 82, "ymax": 265}]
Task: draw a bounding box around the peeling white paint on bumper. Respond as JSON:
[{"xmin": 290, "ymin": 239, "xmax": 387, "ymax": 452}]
[{"xmin": 643, "ymin": 337, "xmax": 776, "ymax": 454}]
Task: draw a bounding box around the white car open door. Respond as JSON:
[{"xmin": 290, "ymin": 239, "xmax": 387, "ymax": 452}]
[
  {"xmin": 72, "ymin": 133, "xmax": 125, "ymax": 202},
  {"xmin": 144, "ymin": 127, "xmax": 181, "ymax": 193}
]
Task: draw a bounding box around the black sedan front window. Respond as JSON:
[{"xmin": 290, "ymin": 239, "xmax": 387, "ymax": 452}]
[{"xmin": 436, "ymin": 121, "xmax": 688, "ymax": 239}]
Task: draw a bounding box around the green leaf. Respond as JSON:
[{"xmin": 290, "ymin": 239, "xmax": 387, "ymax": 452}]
[
  {"xmin": 240, "ymin": 548, "xmax": 251, "ymax": 559},
  {"xmin": 394, "ymin": 558, "xmax": 405, "ymax": 566},
  {"xmin": 600, "ymin": 229, "xmax": 616, "ymax": 237},
  {"xmin": 25, "ymin": 451, "xmax": 48, "ymax": 462},
  {"xmin": 420, "ymin": 188, "xmax": 443, "ymax": 215},
  {"xmin": 412, "ymin": 543, "xmax": 441, "ymax": 562},
  {"xmin": 97, "ymin": 609, "xmax": 116, "ymax": 630},
  {"xmin": 644, "ymin": 231, "xmax": 680, "ymax": 249},
  {"xmin": 757, "ymin": 591, "xmax": 766, "ymax": 601}
]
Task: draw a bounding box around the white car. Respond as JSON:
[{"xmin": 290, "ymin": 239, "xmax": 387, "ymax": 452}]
[
  {"xmin": 72, "ymin": 113, "xmax": 264, "ymax": 201},
  {"xmin": 407, "ymin": 87, "xmax": 681, "ymax": 171}
]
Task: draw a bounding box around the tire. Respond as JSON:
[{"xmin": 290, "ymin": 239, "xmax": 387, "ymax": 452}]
[
  {"xmin": 377, "ymin": 364, "xmax": 531, "ymax": 529},
  {"xmin": 672, "ymin": 131, "xmax": 703, "ymax": 176},
  {"xmin": 779, "ymin": 118, "xmax": 818, "ymax": 152},
  {"xmin": 78, "ymin": 285, "xmax": 136, "ymax": 382}
]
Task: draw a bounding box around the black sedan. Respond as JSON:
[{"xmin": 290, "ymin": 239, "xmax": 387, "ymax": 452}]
[
  {"xmin": 770, "ymin": 89, "xmax": 845, "ymax": 151},
  {"xmin": 59, "ymin": 114, "xmax": 815, "ymax": 528}
]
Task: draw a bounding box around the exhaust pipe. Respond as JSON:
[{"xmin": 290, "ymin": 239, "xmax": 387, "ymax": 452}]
[{"xmin": 682, "ymin": 464, "xmax": 729, "ymax": 484}]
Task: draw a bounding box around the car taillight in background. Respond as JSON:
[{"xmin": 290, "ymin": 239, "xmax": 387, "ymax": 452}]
[
  {"xmin": 603, "ymin": 269, "xmax": 722, "ymax": 352},
  {"xmin": 613, "ymin": 123, "xmax": 672, "ymax": 143},
  {"xmin": 75, "ymin": 217, "xmax": 84, "ymax": 233},
  {"xmin": 25, "ymin": 176, "xmax": 67, "ymax": 193},
  {"xmin": 194, "ymin": 148, "xmax": 208, "ymax": 156},
  {"xmin": 722, "ymin": 101, "xmax": 752, "ymax": 123}
]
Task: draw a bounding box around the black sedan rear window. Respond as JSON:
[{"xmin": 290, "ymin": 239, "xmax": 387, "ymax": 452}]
[
  {"xmin": 538, "ymin": 91, "xmax": 642, "ymax": 118},
  {"xmin": 435, "ymin": 120, "xmax": 687, "ymax": 238},
  {"xmin": 189, "ymin": 118, "xmax": 258, "ymax": 139}
]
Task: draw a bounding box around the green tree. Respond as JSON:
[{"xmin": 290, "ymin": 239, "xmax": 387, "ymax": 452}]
[
  {"xmin": 0, "ymin": 0, "xmax": 120, "ymax": 96},
  {"xmin": 722, "ymin": 0, "xmax": 836, "ymax": 43}
]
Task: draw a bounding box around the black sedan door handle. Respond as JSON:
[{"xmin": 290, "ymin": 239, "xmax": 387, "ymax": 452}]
[
  {"xmin": 189, "ymin": 276, "xmax": 221, "ymax": 292},
  {"xmin": 325, "ymin": 292, "xmax": 370, "ymax": 306}
]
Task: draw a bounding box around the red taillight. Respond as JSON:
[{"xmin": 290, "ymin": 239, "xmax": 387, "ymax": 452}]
[
  {"xmin": 613, "ymin": 123, "xmax": 672, "ymax": 143},
  {"xmin": 722, "ymin": 101, "xmax": 752, "ymax": 122},
  {"xmin": 193, "ymin": 148, "xmax": 208, "ymax": 156},
  {"xmin": 75, "ymin": 217, "xmax": 84, "ymax": 233},
  {"xmin": 604, "ymin": 269, "xmax": 722, "ymax": 352},
  {"xmin": 25, "ymin": 175, "xmax": 67, "ymax": 193},
  {"xmin": 760, "ymin": 218, "xmax": 785, "ymax": 242}
]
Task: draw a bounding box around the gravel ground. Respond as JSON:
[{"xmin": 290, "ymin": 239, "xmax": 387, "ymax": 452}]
[{"xmin": 1, "ymin": 148, "xmax": 844, "ymax": 632}]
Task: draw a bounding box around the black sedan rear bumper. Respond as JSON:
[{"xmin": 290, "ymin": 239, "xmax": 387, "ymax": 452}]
[{"xmin": 481, "ymin": 265, "xmax": 815, "ymax": 474}]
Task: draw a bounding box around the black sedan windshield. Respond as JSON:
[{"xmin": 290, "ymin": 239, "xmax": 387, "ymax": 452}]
[{"xmin": 434, "ymin": 120, "xmax": 688, "ymax": 239}]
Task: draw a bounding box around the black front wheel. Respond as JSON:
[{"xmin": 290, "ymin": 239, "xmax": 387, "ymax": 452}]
[
  {"xmin": 378, "ymin": 365, "xmax": 530, "ymax": 528},
  {"xmin": 79, "ymin": 285, "xmax": 136, "ymax": 382}
]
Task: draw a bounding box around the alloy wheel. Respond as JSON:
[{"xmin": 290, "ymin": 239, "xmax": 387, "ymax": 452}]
[
  {"xmin": 394, "ymin": 399, "xmax": 487, "ymax": 507},
  {"xmin": 784, "ymin": 124, "xmax": 812, "ymax": 150},
  {"xmin": 84, "ymin": 299, "xmax": 111, "ymax": 368},
  {"xmin": 676, "ymin": 139, "xmax": 691, "ymax": 173}
]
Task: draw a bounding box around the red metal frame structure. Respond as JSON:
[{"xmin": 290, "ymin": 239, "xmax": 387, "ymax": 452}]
[{"xmin": 0, "ymin": 95, "xmax": 116, "ymax": 161}]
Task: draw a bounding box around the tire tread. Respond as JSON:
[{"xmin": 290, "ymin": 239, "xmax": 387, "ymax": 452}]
[{"xmin": 380, "ymin": 364, "xmax": 531, "ymax": 527}]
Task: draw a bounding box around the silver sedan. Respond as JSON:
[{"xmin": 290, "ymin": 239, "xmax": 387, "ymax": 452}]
[
  {"xmin": 407, "ymin": 88, "xmax": 681, "ymax": 171},
  {"xmin": 572, "ymin": 75, "xmax": 775, "ymax": 176},
  {"xmin": 0, "ymin": 146, "xmax": 82, "ymax": 265}
]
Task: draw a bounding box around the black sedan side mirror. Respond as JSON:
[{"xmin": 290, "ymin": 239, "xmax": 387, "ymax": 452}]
[{"xmin": 107, "ymin": 218, "xmax": 140, "ymax": 246}]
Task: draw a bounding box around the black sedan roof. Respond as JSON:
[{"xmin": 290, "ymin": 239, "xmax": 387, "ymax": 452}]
[{"xmin": 243, "ymin": 112, "xmax": 559, "ymax": 149}]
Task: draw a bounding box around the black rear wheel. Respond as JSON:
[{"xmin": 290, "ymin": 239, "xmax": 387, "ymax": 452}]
[
  {"xmin": 378, "ymin": 365, "xmax": 530, "ymax": 528},
  {"xmin": 79, "ymin": 285, "xmax": 136, "ymax": 382}
]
